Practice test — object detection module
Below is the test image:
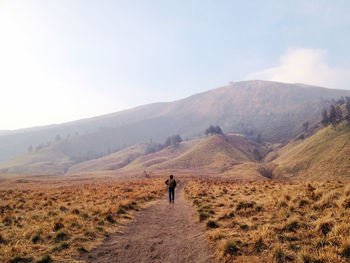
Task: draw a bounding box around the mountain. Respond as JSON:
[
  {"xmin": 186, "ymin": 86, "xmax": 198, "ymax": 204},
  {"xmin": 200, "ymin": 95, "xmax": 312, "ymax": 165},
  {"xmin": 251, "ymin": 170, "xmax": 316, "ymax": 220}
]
[
  {"xmin": 1, "ymin": 80, "xmax": 350, "ymax": 173},
  {"xmin": 271, "ymin": 120, "xmax": 350, "ymax": 180}
]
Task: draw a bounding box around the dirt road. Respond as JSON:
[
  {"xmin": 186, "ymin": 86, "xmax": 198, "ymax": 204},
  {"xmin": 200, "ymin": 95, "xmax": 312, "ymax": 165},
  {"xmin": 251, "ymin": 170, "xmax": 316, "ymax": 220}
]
[{"xmin": 81, "ymin": 181, "xmax": 215, "ymax": 263}]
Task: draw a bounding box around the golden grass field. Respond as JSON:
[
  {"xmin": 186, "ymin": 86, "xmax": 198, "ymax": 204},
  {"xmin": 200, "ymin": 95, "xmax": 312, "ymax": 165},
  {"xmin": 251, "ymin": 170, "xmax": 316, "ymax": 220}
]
[
  {"xmin": 0, "ymin": 177, "xmax": 166, "ymax": 263},
  {"xmin": 185, "ymin": 179, "xmax": 350, "ymax": 263}
]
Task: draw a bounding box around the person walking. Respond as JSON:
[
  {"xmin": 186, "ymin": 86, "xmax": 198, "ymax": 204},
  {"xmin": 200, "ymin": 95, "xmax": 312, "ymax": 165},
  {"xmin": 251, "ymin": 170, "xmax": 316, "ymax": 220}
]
[{"xmin": 165, "ymin": 175, "xmax": 176, "ymax": 203}]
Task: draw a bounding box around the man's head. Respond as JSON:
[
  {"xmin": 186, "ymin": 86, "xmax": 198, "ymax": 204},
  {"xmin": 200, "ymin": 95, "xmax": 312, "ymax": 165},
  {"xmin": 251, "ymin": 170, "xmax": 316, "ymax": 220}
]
[{"xmin": 170, "ymin": 175, "xmax": 173, "ymax": 179}]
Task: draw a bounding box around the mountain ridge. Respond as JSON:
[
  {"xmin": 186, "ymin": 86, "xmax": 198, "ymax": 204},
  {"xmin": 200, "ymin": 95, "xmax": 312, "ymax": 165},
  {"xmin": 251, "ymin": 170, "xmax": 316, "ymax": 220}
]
[
  {"xmin": 2, "ymin": 80, "xmax": 347, "ymax": 131},
  {"xmin": 1, "ymin": 80, "xmax": 350, "ymax": 167}
]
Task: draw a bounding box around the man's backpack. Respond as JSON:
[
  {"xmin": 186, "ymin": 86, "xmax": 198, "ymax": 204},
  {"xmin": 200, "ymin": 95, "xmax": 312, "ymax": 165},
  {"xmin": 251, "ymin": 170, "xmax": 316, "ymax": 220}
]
[{"xmin": 168, "ymin": 179, "xmax": 176, "ymax": 189}]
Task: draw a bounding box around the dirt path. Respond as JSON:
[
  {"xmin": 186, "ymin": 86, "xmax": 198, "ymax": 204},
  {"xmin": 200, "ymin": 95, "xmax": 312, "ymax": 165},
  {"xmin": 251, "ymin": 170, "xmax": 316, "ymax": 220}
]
[{"xmin": 81, "ymin": 181, "xmax": 215, "ymax": 263}]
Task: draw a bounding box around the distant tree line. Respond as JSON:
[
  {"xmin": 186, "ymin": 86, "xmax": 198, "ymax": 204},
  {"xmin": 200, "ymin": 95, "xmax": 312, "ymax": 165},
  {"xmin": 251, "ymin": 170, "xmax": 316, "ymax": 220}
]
[
  {"xmin": 162, "ymin": 125, "xmax": 226, "ymax": 149},
  {"xmin": 164, "ymin": 134, "xmax": 182, "ymax": 147},
  {"xmin": 203, "ymin": 124, "xmax": 266, "ymax": 144},
  {"xmin": 302, "ymin": 121, "xmax": 309, "ymax": 131},
  {"xmin": 321, "ymin": 97, "xmax": 350, "ymax": 127},
  {"xmin": 330, "ymin": 96, "xmax": 347, "ymax": 106},
  {"xmin": 347, "ymin": 97, "xmax": 350, "ymax": 121},
  {"xmin": 28, "ymin": 132, "xmax": 82, "ymax": 153},
  {"xmin": 205, "ymin": 125, "xmax": 223, "ymax": 136}
]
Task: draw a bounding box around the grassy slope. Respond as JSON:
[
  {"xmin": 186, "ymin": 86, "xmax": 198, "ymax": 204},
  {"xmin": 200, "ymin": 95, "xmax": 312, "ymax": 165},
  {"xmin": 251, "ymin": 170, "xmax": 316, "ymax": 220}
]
[
  {"xmin": 120, "ymin": 140, "xmax": 198, "ymax": 171},
  {"xmin": 150, "ymin": 135, "xmax": 261, "ymax": 173},
  {"xmin": 0, "ymin": 145, "xmax": 73, "ymax": 175},
  {"xmin": 272, "ymin": 121, "xmax": 350, "ymax": 179},
  {"xmin": 67, "ymin": 134, "xmax": 265, "ymax": 179},
  {"xmin": 67, "ymin": 143, "xmax": 151, "ymax": 175}
]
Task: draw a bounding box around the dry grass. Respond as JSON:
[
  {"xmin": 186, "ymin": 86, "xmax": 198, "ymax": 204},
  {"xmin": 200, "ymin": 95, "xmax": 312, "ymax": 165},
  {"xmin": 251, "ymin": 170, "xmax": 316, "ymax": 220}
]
[
  {"xmin": 273, "ymin": 121, "xmax": 350, "ymax": 179},
  {"xmin": 185, "ymin": 179, "xmax": 350, "ymax": 263},
  {"xmin": 67, "ymin": 143, "xmax": 152, "ymax": 175},
  {"xmin": 155, "ymin": 135, "xmax": 255, "ymax": 170},
  {"xmin": 0, "ymin": 178, "xmax": 166, "ymax": 263}
]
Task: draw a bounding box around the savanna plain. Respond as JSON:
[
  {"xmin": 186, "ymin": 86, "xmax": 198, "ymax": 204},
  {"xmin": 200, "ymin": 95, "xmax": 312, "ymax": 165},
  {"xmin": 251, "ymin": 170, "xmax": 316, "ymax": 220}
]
[
  {"xmin": 1, "ymin": 175, "xmax": 350, "ymax": 263},
  {"xmin": 0, "ymin": 176, "xmax": 165, "ymax": 263}
]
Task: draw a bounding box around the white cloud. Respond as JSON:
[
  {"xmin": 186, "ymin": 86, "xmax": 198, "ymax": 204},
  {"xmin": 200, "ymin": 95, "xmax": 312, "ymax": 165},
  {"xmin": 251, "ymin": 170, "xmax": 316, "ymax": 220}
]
[{"xmin": 245, "ymin": 48, "xmax": 350, "ymax": 90}]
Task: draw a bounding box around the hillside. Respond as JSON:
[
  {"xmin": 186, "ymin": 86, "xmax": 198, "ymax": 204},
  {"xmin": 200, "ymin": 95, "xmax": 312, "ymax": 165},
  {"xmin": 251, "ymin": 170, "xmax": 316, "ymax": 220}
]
[
  {"xmin": 271, "ymin": 121, "xmax": 350, "ymax": 180},
  {"xmin": 149, "ymin": 134, "xmax": 266, "ymax": 179},
  {"xmin": 118, "ymin": 140, "xmax": 198, "ymax": 171},
  {"xmin": 1, "ymin": 80, "xmax": 350, "ymax": 167},
  {"xmin": 67, "ymin": 140, "xmax": 197, "ymax": 175},
  {"xmin": 0, "ymin": 143, "xmax": 73, "ymax": 175},
  {"xmin": 67, "ymin": 143, "xmax": 155, "ymax": 175},
  {"xmin": 151, "ymin": 134, "xmax": 262, "ymax": 170},
  {"xmin": 67, "ymin": 134, "xmax": 268, "ymax": 179}
]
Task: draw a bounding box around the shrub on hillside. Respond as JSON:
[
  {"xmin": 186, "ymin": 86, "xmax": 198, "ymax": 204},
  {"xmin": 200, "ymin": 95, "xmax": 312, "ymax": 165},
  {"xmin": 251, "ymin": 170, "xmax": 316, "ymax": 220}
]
[
  {"xmin": 256, "ymin": 166, "xmax": 274, "ymax": 179},
  {"xmin": 205, "ymin": 125, "xmax": 223, "ymax": 136},
  {"xmin": 164, "ymin": 134, "xmax": 182, "ymax": 147}
]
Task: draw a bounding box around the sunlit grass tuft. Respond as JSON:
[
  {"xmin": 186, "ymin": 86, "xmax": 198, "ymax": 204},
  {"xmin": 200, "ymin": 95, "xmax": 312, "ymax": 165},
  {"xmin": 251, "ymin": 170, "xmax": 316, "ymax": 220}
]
[
  {"xmin": 185, "ymin": 179, "xmax": 350, "ymax": 263},
  {"xmin": 0, "ymin": 178, "xmax": 165, "ymax": 262}
]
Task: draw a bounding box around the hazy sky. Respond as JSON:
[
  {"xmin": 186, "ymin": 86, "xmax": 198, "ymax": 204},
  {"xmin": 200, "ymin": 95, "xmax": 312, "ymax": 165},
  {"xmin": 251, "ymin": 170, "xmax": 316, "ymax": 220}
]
[{"xmin": 1, "ymin": 1, "xmax": 350, "ymax": 130}]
